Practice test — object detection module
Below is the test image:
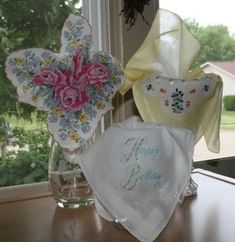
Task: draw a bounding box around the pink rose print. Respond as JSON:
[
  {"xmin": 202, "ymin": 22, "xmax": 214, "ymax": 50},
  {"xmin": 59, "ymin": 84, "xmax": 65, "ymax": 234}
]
[
  {"xmin": 55, "ymin": 85, "xmax": 90, "ymax": 112},
  {"xmin": 32, "ymin": 53, "xmax": 112, "ymax": 112},
  {"xmin": 32, "ymin": 69, "xmax": 66, "ymax": 85},
  {"xmin": 73, "ymin": 52, "xmax": 84, "ymax": 78},
  {"xmin": 54, "ymin": 70, "xmax": 69, "ymax": 86},
  {"xmin": 85, "ymin": 62, "xmax": 110, "ymax": 86}
]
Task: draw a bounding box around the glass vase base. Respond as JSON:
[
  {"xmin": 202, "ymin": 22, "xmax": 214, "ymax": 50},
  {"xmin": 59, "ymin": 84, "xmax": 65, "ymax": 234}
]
[
  {"xmin": 48, "ymin": 141, "xmax": 94, "ymax": 209},
  {"xmin": 56, "ymin": 198, "xmax": 94, "ymax": 209},
  {"xmin": 49, "ymin": 170, "xmax": 94, "ymax": 209}
]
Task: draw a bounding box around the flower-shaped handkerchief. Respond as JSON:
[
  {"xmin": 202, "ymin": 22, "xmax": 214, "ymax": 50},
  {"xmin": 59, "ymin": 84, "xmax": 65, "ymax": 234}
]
[
  {"xmin": 5, "ymin": 14, "xmax": 124, "ymax": 151},
  {"xmin": 77, "ymin": 116, "xmax": 195, "ymax": 242}
]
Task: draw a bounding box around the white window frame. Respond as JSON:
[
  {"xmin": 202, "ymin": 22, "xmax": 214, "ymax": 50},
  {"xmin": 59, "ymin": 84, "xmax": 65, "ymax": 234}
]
[
  {"xmin": 1, "ymin": 0, "xmax": 234, "ymax": 197},
  {"xmin": 82, "ymin": 0, "xmax": 111, "ymax": 52},
  {"xmin": 83, "ymin": 0, "xmax": 159, "ymax": 124},
  {"xmin": 10, "ymin": 0, "xmax": 235, "ymax": 193}
]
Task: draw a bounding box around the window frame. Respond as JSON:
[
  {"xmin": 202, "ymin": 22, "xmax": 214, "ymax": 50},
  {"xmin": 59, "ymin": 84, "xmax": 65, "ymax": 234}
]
[{"xmin": 1, "ymin": 0, "xmax": 234, "ymax": 195}]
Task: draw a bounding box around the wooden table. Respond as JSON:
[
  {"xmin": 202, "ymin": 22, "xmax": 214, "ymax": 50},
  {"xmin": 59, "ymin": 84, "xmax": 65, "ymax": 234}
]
[{"xmin": 0, "ymin": 169, "xmax": 235, "ymax": 242}]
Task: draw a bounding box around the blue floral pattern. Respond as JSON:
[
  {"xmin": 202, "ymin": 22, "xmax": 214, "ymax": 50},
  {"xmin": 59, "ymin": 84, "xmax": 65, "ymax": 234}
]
[
  {"xmin": 171, "ymin": 88, "xmax": 184, "ymax": 113},
  {"xmin": 5, "ymin": 14, "xmax": 124, "ymax": 151},
  {"xmin": 142, "ymin": 74, "xmax": 217, "ymax": 119}
]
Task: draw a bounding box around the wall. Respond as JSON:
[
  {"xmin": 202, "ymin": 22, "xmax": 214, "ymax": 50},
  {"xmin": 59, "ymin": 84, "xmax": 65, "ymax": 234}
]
[
  {"xmin": 203, "ymin": 65, "xmax": 235, "ymax": 96},
  {"xmin": 109, "ymin": 0, "xmax": 159, "ymax": 121}
]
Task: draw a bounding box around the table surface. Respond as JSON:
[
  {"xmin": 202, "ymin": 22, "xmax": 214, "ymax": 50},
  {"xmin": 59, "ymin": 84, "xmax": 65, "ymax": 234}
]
[{"xmin": 0, "ymin": 169, "xmax": 235, "ymax": 242}]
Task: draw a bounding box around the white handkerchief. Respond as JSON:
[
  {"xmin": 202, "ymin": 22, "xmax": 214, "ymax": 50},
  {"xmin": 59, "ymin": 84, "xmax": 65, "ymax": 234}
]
[{"xmin": 77, "ymin": 116, "xmax": 195, "ymax": 242}]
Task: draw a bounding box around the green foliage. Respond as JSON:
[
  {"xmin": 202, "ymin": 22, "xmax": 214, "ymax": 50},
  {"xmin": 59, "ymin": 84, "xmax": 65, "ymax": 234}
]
[
  {"xmin": 0, "ymin": 0, "xmax": 81, "ymax": 119},
  {"xmin": 0, "ymin": 127, "xmax": 50, "ymax": 186},
  {"xmin": 185, "ymin": 19, "xmax": 235, "ymax": 67},
  {"xmin": 223, "ymin": 96, "xmax": 235, "ymax": 111},
  {"xmin": 0, "ymin": 117, "xmax": 9, "ymax": 142},
  {"xmin": 0, "ymin": 0, "xmax": 82, "ymax": 187}
]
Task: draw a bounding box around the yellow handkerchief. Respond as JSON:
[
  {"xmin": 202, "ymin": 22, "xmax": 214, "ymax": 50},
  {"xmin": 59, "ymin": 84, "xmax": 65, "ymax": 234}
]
[{"xmin": 120, "ymin": 8, "xmax": 223, "ymax": 152}]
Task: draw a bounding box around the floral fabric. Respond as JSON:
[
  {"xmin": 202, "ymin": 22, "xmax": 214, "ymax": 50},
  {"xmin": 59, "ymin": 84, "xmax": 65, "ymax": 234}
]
[{"xmin": 5, "ymin": 14, "xmax": 124, "ymax": 151}]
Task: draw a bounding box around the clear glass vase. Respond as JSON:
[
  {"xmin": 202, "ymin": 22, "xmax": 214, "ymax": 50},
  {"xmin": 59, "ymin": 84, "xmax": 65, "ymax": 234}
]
[{"xmin": 48, "ymin": 140, "xmax": 94, "ymax": 208}]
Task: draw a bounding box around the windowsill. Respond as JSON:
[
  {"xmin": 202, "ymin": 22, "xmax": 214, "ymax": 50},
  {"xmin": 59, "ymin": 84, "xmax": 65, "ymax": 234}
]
[
  {"xmin": 1, "ymin": 155, "xmax": 234, "ymax": 204},
  {"xmin": 0, "ymin": 181, "xmax": 51, "ymax": 204},
  {"xmin": 194, "ymin": 156, "xmax": 235, "ymax": 179}
]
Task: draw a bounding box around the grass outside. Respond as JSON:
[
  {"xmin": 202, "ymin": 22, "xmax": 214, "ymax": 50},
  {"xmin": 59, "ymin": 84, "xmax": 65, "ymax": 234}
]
[
  {"xmin": 221, "ymin": 111, "xmax": 235, "ymax": 130},
  {"xmin": 4, "ymin": 113, "xmax": 46, "ymax": 130},
  {"xmin": 3, "ymin": 111, "xmax": 235, "ymax": 131}
]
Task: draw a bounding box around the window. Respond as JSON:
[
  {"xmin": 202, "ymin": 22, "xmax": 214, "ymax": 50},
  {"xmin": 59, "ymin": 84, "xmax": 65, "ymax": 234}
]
[
  {"xmin": 0, "ymin": 0, "xmax": 83, "ymax": 187},
  {"xmin": 1, "ymin": 0, "xmax": 234, "ymax": 189},
  {"xmin": 0, "ymin": 0, "xmax": 158, "ymax": 187},
  {"xmin": 160, "ymin": 0, "xmax": 235, "ymax": 165}
]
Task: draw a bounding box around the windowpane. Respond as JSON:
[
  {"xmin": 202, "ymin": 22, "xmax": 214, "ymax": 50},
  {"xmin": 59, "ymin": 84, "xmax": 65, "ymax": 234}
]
[
  {"xmin": 0, "ymin": 0, "xmax": 82, "ymax": 187},
  {"xmin": 160, "ymin": 0, "xmax": 235, "ymax": 161}
]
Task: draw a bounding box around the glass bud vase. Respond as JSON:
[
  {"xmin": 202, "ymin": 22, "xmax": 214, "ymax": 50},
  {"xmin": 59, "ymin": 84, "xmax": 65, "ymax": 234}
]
[{"xmin": 48, "ymin": 140, "xmax": 94, "ymax": 208}]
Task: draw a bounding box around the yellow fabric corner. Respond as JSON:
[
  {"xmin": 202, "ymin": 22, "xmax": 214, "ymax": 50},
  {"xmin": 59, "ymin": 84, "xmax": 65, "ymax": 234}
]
[{"xmin": 120, "ymin": 8, "xmax": 201, "ymax": 95}]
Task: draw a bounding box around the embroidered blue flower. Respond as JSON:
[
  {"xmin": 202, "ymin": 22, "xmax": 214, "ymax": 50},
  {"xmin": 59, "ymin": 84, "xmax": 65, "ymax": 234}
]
[{"xmin": 171, "ymin": 88, "xmax": 184, "ymax": 113}]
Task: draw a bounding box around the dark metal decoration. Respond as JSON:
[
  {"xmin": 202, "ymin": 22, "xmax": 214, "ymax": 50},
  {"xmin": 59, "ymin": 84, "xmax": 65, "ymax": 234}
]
[{"xmin": 120, "ymin": 0, "xmax": 150, "ymax": 30}]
